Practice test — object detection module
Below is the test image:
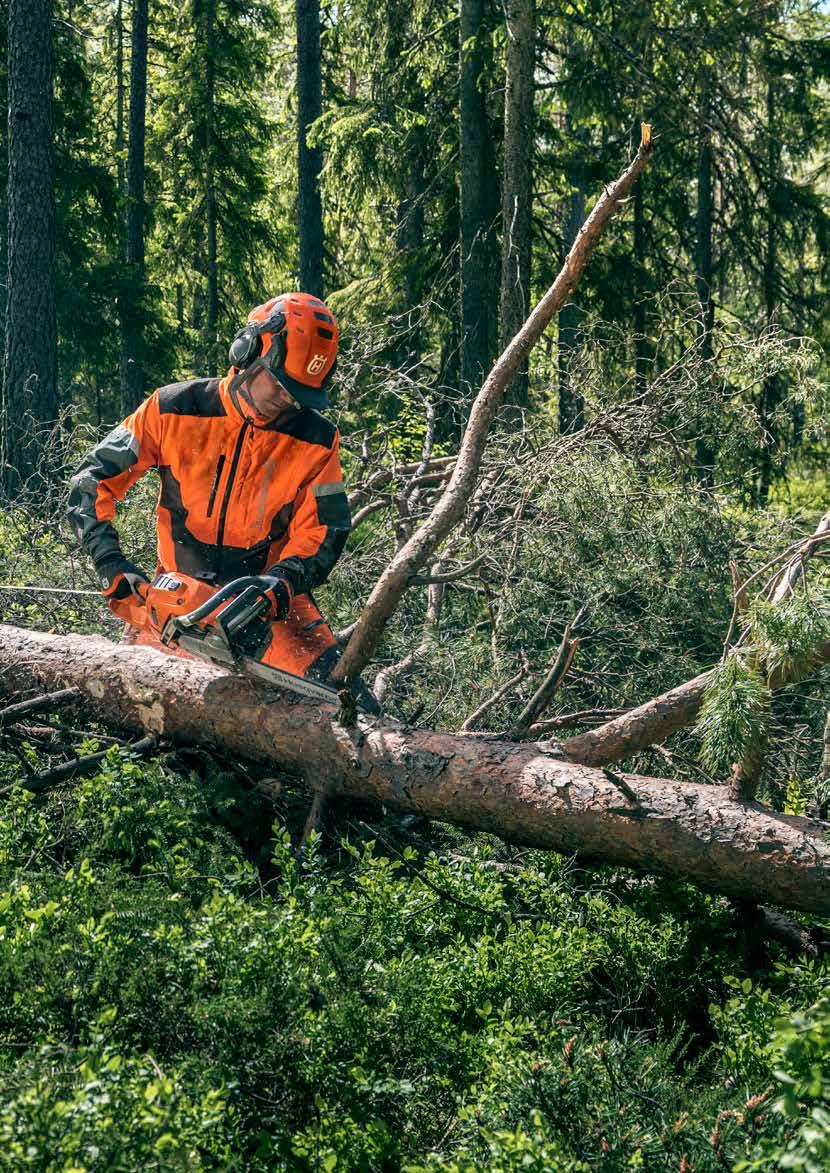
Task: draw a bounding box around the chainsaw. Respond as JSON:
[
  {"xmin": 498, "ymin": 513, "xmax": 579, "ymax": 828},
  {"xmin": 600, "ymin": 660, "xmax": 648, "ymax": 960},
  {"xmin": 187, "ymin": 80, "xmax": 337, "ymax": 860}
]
[{"xmin": 122, "ymin": 572, "xmax": 346, "ymax": 707}]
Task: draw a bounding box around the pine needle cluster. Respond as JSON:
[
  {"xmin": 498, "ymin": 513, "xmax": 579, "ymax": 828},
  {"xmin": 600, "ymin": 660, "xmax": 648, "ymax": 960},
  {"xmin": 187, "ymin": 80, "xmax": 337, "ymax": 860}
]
[
  {"xmin": 698, "ymin": 578, "xmax": 830, "ymax": 779},
  {"xmin": 748, "ymin": 585, "xmax": 830, "ymax": 682},
  {"xmin": 698, "ymin": 654, "xmax": 771, "ymax": 777}
]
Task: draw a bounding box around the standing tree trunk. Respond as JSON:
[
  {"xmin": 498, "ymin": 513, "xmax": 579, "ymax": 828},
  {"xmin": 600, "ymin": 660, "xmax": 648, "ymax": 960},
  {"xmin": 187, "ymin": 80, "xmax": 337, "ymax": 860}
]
[
  {"xmin": 557, "ymin": 118, "xmax": 586, "ymax": 435},
  {"xmin": 119, "ymin": 0, "xmax": 149, "ymax": 415},
  {"xmin": 694, "ymin": 76, "xmax": 715, "ymax": 486},
  {"xmin": 116, "ymin": 0, "xmax": 126, "ymax": 202},
  {"xmin": 498, "ymin": 0, "xmax": 535, "ymax": 408},
  {"xmin": 791, "ymin": 222, "xmax": 805, "ymax": 450},
  {"xmin": 296, "ymin": 0, "xmax": 324, "ymax": 297},
  {"xmin": 394, "ymin": 125, "xmax": 426, "ymax": 369},
  {"xmin": 202, "ymin": 0, "xmax": 219, "ymax": 373},
  {"xmin": 758, "ymin": 70, "xmax": 781, "ymax": 507},
  {"xmin": 632, "ymin": 148, "xmax": 650, "ymax": 394},
  {"xmin": 2, "ymin": 0, "xmax": 58, "ymax": 495},
  {"xmin": 460, "ymin": 0, "xmax": 498, "ymax": 397}
]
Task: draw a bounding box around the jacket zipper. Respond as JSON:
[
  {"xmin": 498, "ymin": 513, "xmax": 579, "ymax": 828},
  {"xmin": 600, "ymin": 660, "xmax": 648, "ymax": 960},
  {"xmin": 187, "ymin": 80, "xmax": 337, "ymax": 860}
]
[
  {"xmin": 205, "ymin": 454, "xmax": 226, "ymax": 518},
  {"xmin": 215, "ymin": 419, "xmax": 251, "ymax": 578}
]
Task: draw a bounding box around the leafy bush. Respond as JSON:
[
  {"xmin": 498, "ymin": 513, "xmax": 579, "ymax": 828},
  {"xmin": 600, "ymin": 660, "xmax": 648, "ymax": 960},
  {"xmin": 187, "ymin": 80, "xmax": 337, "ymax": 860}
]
[{"xmin": 0, "ymin": 749, "xmax": 827, "ymax": 1169}]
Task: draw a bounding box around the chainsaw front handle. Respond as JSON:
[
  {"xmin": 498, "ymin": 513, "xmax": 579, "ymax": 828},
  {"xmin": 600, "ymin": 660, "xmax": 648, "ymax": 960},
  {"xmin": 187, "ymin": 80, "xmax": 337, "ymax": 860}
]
[{"xmin": 164, "ymin": 576, "xmax": 276, "ymax": 646}]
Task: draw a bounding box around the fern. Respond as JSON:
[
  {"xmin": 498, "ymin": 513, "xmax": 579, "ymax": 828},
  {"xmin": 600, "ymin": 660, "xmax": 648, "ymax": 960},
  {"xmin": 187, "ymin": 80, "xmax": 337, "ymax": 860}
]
[{"xmin": 697, "ymin": 653, "xmax": 771, "ymax": 777}]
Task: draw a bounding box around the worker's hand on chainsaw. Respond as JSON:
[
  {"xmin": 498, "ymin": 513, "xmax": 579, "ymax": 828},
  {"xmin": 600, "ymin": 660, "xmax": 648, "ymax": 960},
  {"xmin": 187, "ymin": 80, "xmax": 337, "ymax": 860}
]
[
  {"xmin": 260, "ymin": 571, "xmax": 293, "ymax": 621},
  {"xmin": 97, "ymin": 557, "xmax": 150, "ymax": 603}
]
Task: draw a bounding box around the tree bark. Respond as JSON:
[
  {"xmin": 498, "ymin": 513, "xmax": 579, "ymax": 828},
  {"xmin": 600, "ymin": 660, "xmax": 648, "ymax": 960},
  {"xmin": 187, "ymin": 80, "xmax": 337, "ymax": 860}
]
[
  {"xmin": 557, "ymin": 122, "xmax": 587, "ymax": 436},
  {"xmin": 296, "ymin": 0, "xmax": 324, "ymax": 296},
  {"xmin": 332, "ymin": 128, "xmax": 653, "ymax": 685},
  {"xmin": 119, "ymin": 0, "xmax": 149, "ymax": 415},
  {"xmin": 202, "ymin": 0, "xmax": 219, "ymax": 373},
  {"xmin": 498, "ymin": 0, "xmax": 534, "ymax": 408},
  {"xmin": 1, "ymin": 623, "xmax": 829, "ymax": 916},
  {"xmin": 2, "ymin": 0, "xmax": 58, "ymax": 494},
  {"xmin": 694, "ymin": 75, "xmax": 715, "ymax": 486},
  {"xmin": 395, "ymin": 124, "xmax": 426, "ymax": 368},
  {"xmin": 116, "ymin": 0, "xmax": 126, "ymax": 202},
  {"xmin": 632, "ymin": 148, "xmax": 650, "ymax": 394},
  {"xmin": 460, "ymin": 0, "xmax": 498, "ymax": 395},
  {"xmin": 758, "ymin": 69, "xmax": 781, "ymax": 507},
  {"xmin": 564, "ymin": 670, "xmax": 713, "ymax": 767}
]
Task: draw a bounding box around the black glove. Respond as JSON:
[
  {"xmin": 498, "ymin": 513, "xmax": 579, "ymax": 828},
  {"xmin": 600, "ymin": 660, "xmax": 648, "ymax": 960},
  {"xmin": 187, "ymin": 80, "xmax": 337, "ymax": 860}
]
[
  {"xmin": 260, "ymin": 571, "xmax": 293, "ymax": 621},
  {"xmin": 97, "ymin": 556, "xmax": 150, "ymax": 601}
]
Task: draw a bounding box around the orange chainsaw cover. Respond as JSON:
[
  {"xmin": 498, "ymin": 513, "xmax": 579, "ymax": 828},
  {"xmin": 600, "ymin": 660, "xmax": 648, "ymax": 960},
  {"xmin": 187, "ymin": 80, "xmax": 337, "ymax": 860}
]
[{"xmin": 125, "ymin": 592, "xmax": 337, "ymax": 678}]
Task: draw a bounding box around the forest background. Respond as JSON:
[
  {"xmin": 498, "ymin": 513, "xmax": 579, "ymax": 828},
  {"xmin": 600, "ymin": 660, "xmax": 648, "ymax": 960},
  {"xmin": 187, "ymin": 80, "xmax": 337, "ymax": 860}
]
[{"xmin": 0, "ymin": 0, "xmax": 829, "ymax": 1169}]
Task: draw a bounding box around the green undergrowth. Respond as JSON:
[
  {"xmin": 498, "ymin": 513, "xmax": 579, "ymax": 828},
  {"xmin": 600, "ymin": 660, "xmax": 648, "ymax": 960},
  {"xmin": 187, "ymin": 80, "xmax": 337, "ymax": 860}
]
[{"xmin": 0, "ymin": 749, "xmax": 828, "ymax": 1170}]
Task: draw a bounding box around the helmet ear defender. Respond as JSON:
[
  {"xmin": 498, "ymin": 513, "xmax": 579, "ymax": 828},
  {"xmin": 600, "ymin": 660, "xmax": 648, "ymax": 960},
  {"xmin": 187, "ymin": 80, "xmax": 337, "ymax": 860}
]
[{"xmin": 228, "ymin": 310, "xmax": 287, "ymax": 373}]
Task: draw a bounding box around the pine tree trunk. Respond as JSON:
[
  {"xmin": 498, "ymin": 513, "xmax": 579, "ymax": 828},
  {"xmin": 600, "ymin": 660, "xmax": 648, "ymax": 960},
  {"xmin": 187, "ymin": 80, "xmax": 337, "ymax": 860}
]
[
  {"xmin": 2, "ymin": 623, "xmax": 830, "ymax": 916},
  {"xmin": 632, "ymin": 167, "xmax": 649, "ymax": 394},
  {"xmin": 498, "ymin": 0, "xmax": 534, "ymax": 409},
  {"xmin": 203, "ymin": 0, "xmax": 219, "ymax": 373},
  {"xmin": 557, "ymin": 119, "xmax": 586, "ymax": 435},
  {"xmin": 119, "ymin": 0, "xmax": 149, "ymax": 415},
  {"xmin": 694, "ymin": 78, "xmax": 715, "ymax": 486},
  {"xmin": 395, "ymin": 126, "xmax": 426, "ymax": 368},
  {"xmin": 459, "ymin": 0, "xmax": 498, "ymax": 396},
  {"xmin": 758, "ymin": 73, "xmax": 781, "ymax": 507},
  {"xmin": 792, "ymin": 224, "xmax": 805, "ymax": 450},
  {"xmin": 2, "ymin": 0, "xmax": 58, "ymax": 494},
  {"xmin": 116, "ymin": 0, "xmax": 125, "ymax": 202},
  {"xmin": 296, "ymin": 0, "xmax": 324, "ymax": 296}
]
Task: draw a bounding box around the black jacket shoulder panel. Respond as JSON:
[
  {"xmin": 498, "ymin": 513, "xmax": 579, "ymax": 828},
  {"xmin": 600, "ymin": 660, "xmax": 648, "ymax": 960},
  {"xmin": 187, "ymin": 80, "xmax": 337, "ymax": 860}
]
[
  {"xmin": 157, "ymin": 378, "xmax": 226, "ymax": 418},
  {"xmin": 270, "ymin": 408, "xmax": 336, "ymax": 449}
]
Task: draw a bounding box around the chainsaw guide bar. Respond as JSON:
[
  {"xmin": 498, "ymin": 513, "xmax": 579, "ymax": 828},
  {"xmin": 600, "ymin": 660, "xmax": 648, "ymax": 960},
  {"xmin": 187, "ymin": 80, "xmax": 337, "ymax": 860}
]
[{"xmin": 176, "ymin": 633, "xmax": 342, "ymax": 707}]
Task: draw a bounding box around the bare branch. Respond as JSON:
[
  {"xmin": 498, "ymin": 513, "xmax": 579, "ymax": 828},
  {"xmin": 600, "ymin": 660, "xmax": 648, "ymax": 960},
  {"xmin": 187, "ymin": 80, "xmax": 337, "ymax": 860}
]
[
  {"xmin": 408, "ymin": 553, "xmax": 489, "ymax": 585},
  {"xmin": 459, "ymin": 656, "xmax": 531, "ymax": 733},
  {"xmin": 331, "ymin": 128, "xmax": 654, "ymax": 684},
  {"xmin": 509, "ymin": 607, "xmax": 587, "ymax": 736}
]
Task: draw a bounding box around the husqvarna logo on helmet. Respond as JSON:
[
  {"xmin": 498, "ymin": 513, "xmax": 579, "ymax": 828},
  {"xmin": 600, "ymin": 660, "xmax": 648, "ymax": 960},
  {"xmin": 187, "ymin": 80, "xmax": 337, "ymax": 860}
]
[{"xmin": 306, "ymin": 353, "xmax": 328, "ymax": 375}]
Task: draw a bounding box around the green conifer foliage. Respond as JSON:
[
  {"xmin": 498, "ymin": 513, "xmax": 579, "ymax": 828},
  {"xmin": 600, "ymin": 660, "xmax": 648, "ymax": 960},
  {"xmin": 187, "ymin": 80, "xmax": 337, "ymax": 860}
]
[{"xmin": 148, "ymin": 0, "xmax": 282, "ymax": 377}]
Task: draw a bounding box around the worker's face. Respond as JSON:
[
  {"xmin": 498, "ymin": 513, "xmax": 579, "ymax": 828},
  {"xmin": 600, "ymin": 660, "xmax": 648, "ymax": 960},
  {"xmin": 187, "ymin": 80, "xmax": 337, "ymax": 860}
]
[{"xmin": 243, "ymin": 365, "xmax": 299, "ymax": 420}]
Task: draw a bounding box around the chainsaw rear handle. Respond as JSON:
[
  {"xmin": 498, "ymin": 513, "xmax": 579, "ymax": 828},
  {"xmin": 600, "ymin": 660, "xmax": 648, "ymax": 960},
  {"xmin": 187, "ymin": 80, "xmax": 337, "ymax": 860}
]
[{"xmin": 106, "ymin": 576, "xmax": 150, "ymax": 625}]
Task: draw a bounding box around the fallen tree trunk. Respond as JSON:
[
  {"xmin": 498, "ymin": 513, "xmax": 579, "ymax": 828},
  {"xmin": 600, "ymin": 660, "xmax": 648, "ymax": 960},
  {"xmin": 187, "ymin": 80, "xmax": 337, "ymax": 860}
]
[{"xmin": 1, "ymin": 624, "xmax": 830, "ymax": 915}]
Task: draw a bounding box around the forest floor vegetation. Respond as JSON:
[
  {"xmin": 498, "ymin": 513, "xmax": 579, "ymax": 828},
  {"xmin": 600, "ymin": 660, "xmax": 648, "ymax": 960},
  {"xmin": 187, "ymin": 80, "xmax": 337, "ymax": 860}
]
[{"xmin": 0, "ymin": 748, "xmax": 827, "ymax": 1170}]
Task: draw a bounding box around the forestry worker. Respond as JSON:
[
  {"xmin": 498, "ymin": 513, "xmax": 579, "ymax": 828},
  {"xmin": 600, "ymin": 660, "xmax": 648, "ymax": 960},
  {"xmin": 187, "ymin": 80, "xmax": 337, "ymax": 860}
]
[{"xmin": 67, "ymin": 292, "xmax": 353, "ymax": 686}]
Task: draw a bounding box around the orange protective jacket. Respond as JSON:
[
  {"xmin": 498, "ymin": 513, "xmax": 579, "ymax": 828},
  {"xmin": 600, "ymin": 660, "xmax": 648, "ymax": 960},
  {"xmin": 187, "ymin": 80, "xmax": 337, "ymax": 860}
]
[{"xmin": 67, "ymin": 374, "xmax": 352, "ymax": 595}]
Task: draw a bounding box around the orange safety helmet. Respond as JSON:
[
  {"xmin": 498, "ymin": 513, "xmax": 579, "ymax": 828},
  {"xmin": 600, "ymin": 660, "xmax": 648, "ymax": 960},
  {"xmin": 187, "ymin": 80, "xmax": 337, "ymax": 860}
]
[{"xmin": 228, "ymin": 292, "xmax": 339, "ymax": 411}]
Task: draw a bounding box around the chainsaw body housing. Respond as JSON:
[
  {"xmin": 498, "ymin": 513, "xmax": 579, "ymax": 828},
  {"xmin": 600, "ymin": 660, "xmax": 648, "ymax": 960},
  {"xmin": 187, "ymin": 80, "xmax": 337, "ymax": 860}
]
[{"xmin": 112, "ymin": 572, "xmax": 347, "ymax": 708}]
